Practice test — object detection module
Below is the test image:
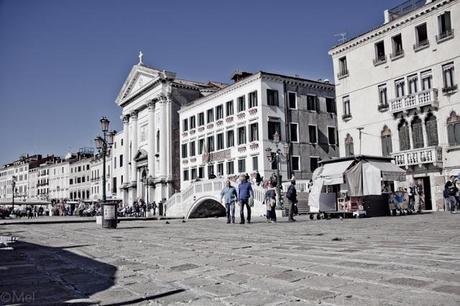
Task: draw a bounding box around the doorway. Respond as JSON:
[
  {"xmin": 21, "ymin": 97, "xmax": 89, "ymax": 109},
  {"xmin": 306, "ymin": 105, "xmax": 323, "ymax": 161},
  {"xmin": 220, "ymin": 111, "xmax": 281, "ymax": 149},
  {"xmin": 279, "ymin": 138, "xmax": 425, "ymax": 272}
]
[{"xmin": 415, "ymin": 177, "xmax": 432, "ymax": 211}]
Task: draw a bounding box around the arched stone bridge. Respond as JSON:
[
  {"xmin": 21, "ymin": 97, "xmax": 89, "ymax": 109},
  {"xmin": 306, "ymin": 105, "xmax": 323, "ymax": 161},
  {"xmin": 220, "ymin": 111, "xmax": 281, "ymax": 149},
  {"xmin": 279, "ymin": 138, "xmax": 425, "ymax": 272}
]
[{"xmin": 165, "ymin": 179, "xmax": 266, "ymax": 219}]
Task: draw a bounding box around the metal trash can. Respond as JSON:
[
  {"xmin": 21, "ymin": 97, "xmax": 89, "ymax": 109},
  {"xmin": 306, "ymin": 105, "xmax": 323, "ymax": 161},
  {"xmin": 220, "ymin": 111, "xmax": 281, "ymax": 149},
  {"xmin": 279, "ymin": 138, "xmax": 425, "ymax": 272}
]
[{"xmin": 102, "ymin": 202, "xmax": 118, "ymax": 229}]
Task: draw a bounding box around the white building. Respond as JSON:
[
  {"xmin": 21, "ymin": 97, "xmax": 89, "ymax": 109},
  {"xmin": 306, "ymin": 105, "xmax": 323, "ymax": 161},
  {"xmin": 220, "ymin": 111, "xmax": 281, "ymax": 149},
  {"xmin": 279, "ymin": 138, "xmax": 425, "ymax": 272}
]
[
  {"xmin": 115, "ymin": 57, "xmax": 224, "ymax": 206},
  {"xmin": 110, "ymin": 131, "xmax": 125, "ymax": 201},
  {"xmin": 179, "ymin": 71, "xmax": 337, "ymax": 190},
  {"xmin": 329, "ymin": 0, "xmax": 460, "ymax": 210},
  {"xmin": 68, "ymin": 151, "xmax": 94, "ymax": 202},
  {"xmin": 89, "ymin": 155, "xmax": 112, "ymax": 202},
  {"xmin": 48, "ymin": 156, "xmax": 72, "ymax": 203}
]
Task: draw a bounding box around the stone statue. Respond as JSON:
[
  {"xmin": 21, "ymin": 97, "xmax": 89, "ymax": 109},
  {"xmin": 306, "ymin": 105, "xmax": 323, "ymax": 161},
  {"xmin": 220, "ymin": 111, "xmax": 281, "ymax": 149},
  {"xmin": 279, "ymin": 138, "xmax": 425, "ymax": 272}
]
[{"xmin": 138, "ymin": 51, "xmax": 143, "ymax": 65}]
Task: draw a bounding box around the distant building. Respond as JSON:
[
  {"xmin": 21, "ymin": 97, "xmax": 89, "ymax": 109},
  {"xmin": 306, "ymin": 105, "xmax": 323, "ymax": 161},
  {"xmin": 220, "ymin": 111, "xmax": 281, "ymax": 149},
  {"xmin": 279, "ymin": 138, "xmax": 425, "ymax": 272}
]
[
  {"xmin": 329, "ymin": 0, "xmax": 460, "ymax": 210},
  {"xmin": 178, "ymin": 71, "xmax": 337, "ymax": 190}
]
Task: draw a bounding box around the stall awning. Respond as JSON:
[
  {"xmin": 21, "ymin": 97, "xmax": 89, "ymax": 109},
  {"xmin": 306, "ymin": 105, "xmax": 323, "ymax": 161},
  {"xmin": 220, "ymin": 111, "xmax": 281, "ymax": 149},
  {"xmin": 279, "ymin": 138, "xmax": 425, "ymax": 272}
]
[
  {"xmin": 367, "ymin": 161, "xmax": 406, "ymax": 181},
  {"xmin": 320, "ymin": 160, "xmax": 354, "ymax": 185}
]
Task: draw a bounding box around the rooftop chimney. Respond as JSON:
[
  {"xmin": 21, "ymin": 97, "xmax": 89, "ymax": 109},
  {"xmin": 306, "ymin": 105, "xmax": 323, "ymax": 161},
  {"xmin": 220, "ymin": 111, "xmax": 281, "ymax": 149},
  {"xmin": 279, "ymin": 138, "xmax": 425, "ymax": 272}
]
[{"xmin": 231, "ymin": 71, "xmax": 253, "ymax": 83}]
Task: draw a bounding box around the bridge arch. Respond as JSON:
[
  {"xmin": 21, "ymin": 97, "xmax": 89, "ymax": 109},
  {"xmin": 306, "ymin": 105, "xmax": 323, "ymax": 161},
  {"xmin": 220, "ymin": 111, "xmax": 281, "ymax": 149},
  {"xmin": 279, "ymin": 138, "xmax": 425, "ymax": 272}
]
[{"xmin": 186, "ymin": 195, "xmax": 226, "ymax": 219}]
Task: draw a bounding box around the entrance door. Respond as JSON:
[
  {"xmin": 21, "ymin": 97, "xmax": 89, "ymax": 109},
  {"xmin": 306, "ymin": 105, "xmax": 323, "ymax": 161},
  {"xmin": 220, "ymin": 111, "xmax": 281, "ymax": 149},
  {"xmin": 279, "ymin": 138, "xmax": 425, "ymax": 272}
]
[{"xmin": 416, "ymin": 177, "xmax": 432, "ymax": 210}]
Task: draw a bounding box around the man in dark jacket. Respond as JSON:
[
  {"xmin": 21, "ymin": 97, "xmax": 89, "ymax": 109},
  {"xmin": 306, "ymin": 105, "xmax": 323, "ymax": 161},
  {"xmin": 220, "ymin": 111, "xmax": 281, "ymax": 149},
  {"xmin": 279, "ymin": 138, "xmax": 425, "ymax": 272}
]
[
  {"xmin": 286, "ymin": 177, "xmax": 297, "ymax": 222},
  {"xmin": 445, "ymin": 176, "xmax": 458, "ymax": 213},
  {"xmin": 238, "ymin": 174, "xmax": 254, "ymax": 224}
]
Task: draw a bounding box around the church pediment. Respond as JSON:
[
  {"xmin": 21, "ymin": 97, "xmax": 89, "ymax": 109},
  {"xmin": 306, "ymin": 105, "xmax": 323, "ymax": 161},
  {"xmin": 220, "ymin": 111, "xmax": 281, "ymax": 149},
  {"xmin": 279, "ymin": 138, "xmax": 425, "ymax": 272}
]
[
  {"xmin": 134, "ymin": 149, "xmax": 148, "ymax": 162},
  {"xmin": 115, "ymin": 65, "xmax": 161, "ymax": 105}
]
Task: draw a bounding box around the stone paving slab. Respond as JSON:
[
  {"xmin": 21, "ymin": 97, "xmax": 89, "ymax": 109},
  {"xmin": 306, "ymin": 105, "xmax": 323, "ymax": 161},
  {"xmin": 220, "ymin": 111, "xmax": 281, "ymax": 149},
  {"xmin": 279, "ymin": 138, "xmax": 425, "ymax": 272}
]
[{"xmin": 1, "ymin": 212, "xmax": 460, "ymax": 305}]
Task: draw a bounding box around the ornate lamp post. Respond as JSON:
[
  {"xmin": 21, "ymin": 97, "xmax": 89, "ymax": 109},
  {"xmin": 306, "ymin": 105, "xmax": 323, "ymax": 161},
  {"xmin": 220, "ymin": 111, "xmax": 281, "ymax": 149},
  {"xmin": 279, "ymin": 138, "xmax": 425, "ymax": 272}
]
[
  {"xmin": 265, "ymin": 131, "xmax": 290, "ymax": 210},
  {"xmin": 11, "ymin": 175, "xmax": 17, "ymax": 213},
  {"xmin": 95, "ymin": 116, "xmax": 116, "ymax": 228}
]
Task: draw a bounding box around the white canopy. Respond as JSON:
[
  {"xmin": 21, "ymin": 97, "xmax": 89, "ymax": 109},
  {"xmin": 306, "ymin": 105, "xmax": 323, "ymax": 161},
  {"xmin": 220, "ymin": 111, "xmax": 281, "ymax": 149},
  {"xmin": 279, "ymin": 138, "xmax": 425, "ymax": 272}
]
[
  {"xmin": 319, "ymin": 160, "xmax": 354, "ymax": 185},
  {"xmin": 367, "ymin": 161, "xmax": 406, "ymax": 182}
]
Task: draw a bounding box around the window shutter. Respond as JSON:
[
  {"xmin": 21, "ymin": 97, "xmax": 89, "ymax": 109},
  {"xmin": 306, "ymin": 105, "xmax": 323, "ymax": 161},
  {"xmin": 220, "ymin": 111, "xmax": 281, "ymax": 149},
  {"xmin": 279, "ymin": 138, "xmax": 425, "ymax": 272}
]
[
  {"xmin": 316, "ymin": 97, "xmax": 320, "ymax": 112},
  {"xmin": 426, "ymin": 117, "xmax": 439, "ymax": 146}
]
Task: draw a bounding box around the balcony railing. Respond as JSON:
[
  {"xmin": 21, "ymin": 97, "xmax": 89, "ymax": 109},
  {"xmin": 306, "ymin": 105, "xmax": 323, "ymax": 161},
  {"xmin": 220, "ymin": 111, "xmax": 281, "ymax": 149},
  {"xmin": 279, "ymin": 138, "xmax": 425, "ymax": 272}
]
[
  {"xmin": 389, "ymin": 88, "xmax": 438, "ymax": 113},
  {"xmin": 392, "ymin": 146, "xmax": 442, "ymax": 167}
]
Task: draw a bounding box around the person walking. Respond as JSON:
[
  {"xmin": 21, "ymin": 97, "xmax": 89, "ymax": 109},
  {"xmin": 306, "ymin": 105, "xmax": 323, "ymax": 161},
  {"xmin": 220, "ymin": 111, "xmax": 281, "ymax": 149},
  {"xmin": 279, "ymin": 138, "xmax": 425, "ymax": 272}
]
[
  {"xmin": 264, "ymin": 181, "xmax": 277, "ymax": 223},
  {"xmin": 286, "ymin": 177, "xmax": 297, "ymax": 222},
  {"xmin": 444, "ymin": 176, "xmax": 458, "ymax": 213},
  {"xmin": 408, "ymin": 184, "xmax": 415, "ymax": 212},
  {"xmin": 220, "ymin": 180, "xmax": 238, "ymax": 224},
  {"xmin": 255, "ymin": 170, "xmax": 262, "ymax": 186},
  {"xmin": 238, "ymin": 174, "xmax": 254, "ymax": 224}
]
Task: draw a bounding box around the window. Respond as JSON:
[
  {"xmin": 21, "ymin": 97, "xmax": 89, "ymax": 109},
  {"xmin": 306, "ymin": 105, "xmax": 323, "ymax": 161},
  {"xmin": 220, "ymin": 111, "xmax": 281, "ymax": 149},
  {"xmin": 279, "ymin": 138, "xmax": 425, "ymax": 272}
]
[
  {"xmin": 226, "ymin": 130, "xmax": 234, "ymax": 148},
  {"xmin": 198, "ymin": 139, "xmax": 204, "ymax": 154},
  {"xmin": 328, "ymin": 127, "xmax": 336, "ymax": 145},
  {"xmin": 408, "ymin": 75, "xmax": 418, "ymax": 94},
  {"xmin": 442, "ymin": 63, "xmax": 456, "ymax": 91},
  {"xmin": 310, "ymin": 157, "xmax": 319, "ymax": 172},
  {"xmin": 191, "ymin": 168, "xmax": 197, "ymax": 180},
  {"xmin": 217, "ymin": 163, "xmax": 224, "ymax": 176},
  {"xmin": 156, "ymin": 131, "xmax": 160, "ymax": 153},
  {"xmin": 381, "ymin": 126, "xmax": 393, "ymax": 157},
  {"xmin": 307, "ymin": 95, "xmax": 317, "ymax": 111},
  {"xmin": 198, "ymin": 112, "xmax": 205, "ymax": 126},
  {"xmin": 113, "ymin": 157, "xmax": 117, "ymax": 169},
  {"xmin": 238, "ymin": 159, "xmax": 246, "ymax": 173},
  {"xmin": 395, "ymin": 79, "xmax": 405, "ymax": 98},
  {"xmin": 398, "ymin": 120, "xmax": 411, "ymax": 151},
  {"xmin": 69, "ymin": 179, "xmax": 73, "ymax": 185},
  {"xmin": 226, "ymin": 101, "xmax": 234, "ymax": 116},
  {"xmin": 190, "ymin": 116, "xmax": 196, "ymax": 129},
  {"xmin": 345, "ymin": 134, "xmax": 354, "ymax": 157},
  {"xmin": 181, "ymin": 144, "xmax": 188, "ymax": 158},
  {"xmin": 374, "ymin": 40, "xmax": 386, "ymax": 64},
  {"xmin": 343, "ymin": 96, "xmax": 351, "ymax": 118},
  {"xmin": 227, "ymin": 161, "xmax": 234, "ymax": 175},
  {"xmin": 249, "ymin": 91, "xmax": 258, "ymax": 108},
  {"xmin": 326, "ymin": 98, "xmax": 336, "ymax": 114},
  {"xmin": 208, "ymin": 164, "xmax": 214, "ymax": 177},
  {"xmin": 238, "ymin": 126, "xmax": 246, "ymax": 145},
  {"xmin": 268, "ymin": 120, "xmax": 281, "ymax": 141},
  {"xmin": 421, "ymin": 70, "xmax": 432, "ymax": 91},
  {"xmin": 237, "ymin": 96, "xmax": 246, "ymax": 112},
  {"xmin": 198, "ymin": 167, "xmax": 204, "ymax": 178},
  {"xmin": 291, "ymin": 156, "xmax": 300, "ymax": 171},
  {"xmin": 415, "ymin": 23, "xmax": 428, "ymax": 48},
  {"xmin": 207, "ymin": 109, "xmax": 214, "ymax": 123},
  {"xmin": 249, "ymin": 123, "xmax": 259, "ymax": 142},
  {"xmin": 391, "ymin": 34, "xmax": 403, "ymax": 58},
  {"xmin": 207, "ymin": 136, "xmax": 215, "ymax": 152},
  {"xmin": 447, "ymin": 111, "xmax": 460, "ymax": 146},
  {"xmin": 266, "ymin": 89, "xmax": 278, "ymax": 106},
  {"xmin": 308, "ymin": 125, "xmax": 317, "ymax": 144},
  {"xmin": 252, "ymin": 156, "xmax": 258, "ymax": 171},
  {"xmin": 338, "ymin": 56, "xmax": 348, "ymax": 77},
  {"xmin": 216, "ymin": 105, "xmax": 224, "ymax": 120},
  {"xmin": 288, "ymin": 92, "xmax": 297, "ymax": 109},
  {"xmin": 378, "ymin": 84, "xmax": 388, "ymax": 106},
  {"xmin": 437, "ymin": 11, "xmax": 452, "ymax": 41},
  {"xmin": 183, "ymin": 118, "xmax": 188, "ymax": 132},
  {"xmin": 290, "ymin": 123, "xmax": 298, "ymax": 142},
  {"xmin": 217, "ymin": 133, "xmax": 224, "ymax": 150},
  {"xmin": 183, "ymin": 170, "xmax": 189, "ymax": 181},
  {"xmin": 190, "ymin": 141, "xmax": 196, "ymax": 157},
  {"xmin": 425, "ymin": 114, "xmax": 438, "ymax": 146},
  {"xmin": 411, "ymin": 117, "xmax": 424, "ymax": 149},
  {"xmin": 112, "ymin": 177, "xmax": 117, "ymax": 193}
]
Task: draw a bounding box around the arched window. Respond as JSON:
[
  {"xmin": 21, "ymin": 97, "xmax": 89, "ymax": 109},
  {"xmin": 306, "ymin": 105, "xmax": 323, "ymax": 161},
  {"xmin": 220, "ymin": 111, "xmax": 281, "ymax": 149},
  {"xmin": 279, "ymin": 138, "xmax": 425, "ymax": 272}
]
[
  {"xmin": 411, "ymin": 116, "xmax": 424, "ymax": 149},
  {"xmin": 447, "ymin": 111, "xmax": 460, "ymax": 146},
  {"xmin": 381, "ymin": 126, "xmax": 392, "ymax": 157},
  {"xmin": 156, "ymin": 130, "xmax": 160, "ymax": 153},
  {"xmin": 425, "ymin": 114, "xmax": 439, "ymax": 146},
  {"xmin": 398, "ymin": 120, "xmax": 410, "ymax": 151},
  {"xmin": 345, "ymin": 134, "xmax": 354, "ymax": 157}
]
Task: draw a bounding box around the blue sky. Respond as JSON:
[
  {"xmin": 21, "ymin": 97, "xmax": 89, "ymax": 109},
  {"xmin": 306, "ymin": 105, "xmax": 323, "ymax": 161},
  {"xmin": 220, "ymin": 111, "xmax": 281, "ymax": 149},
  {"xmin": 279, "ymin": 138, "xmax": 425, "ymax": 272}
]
[{"xmin": 0, "ymin": 0, "xmax": 403, "ymax": 164}]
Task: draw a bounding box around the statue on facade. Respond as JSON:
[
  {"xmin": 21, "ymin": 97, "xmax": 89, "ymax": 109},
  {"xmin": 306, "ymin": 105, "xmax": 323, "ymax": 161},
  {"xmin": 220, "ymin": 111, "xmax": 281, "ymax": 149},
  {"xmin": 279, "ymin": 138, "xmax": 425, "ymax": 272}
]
[{"xmin": 138, "ymin": 51, "xmax": 144, "ymax": 65}]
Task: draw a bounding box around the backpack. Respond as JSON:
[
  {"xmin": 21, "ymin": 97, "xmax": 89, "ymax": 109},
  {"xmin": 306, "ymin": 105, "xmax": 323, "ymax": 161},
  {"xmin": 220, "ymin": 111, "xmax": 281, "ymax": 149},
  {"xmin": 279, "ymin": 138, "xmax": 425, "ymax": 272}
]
[{"xmin": 286, "ymin": 185, "xmax": 294, "ymax": 200}]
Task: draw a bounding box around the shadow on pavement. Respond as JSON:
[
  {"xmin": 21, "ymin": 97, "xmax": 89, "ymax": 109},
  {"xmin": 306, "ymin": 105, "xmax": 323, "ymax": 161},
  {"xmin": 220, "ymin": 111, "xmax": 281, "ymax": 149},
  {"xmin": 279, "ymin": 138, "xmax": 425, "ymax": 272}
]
[{"xmin": 0, "ymin": 240, "xmax": 116, "ymax": 305}]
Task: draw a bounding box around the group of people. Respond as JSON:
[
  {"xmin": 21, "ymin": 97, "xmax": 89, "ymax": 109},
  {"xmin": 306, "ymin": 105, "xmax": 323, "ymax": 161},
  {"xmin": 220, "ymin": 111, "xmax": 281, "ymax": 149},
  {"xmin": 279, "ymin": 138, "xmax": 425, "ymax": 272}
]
[
  {"xmin": 220, "ymin": 173, "xmax": 298, "ymax": 224},
  {"xmin": 444, "ymin": 175, "xmax": 460, "ymax": 213},
  {"xmin": 390, "ymin": 185, "xmax": 424, "ymax": 214}
]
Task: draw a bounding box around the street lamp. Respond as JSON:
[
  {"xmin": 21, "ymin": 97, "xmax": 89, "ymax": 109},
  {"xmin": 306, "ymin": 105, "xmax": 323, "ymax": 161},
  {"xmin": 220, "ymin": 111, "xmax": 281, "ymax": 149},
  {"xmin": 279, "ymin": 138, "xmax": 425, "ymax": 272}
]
[
  {"xmin": 95, "ymin": 116, "xmax": 116, "ymax": 228},
  {"xmin": 11, "ymin": 175, "xmax": 17, "ymax": 213},
  {"xmin": 265, "ymin": 131, "xmax": 290, "ymax": 210}
]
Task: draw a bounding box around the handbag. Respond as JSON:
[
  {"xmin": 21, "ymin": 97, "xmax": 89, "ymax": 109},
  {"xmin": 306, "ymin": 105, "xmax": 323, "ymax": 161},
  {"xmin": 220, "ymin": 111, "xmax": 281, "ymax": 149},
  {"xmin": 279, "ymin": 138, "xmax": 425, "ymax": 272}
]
[{"xmin": 248, "ymin": 197, "xmax": 254, "ymax": 207}]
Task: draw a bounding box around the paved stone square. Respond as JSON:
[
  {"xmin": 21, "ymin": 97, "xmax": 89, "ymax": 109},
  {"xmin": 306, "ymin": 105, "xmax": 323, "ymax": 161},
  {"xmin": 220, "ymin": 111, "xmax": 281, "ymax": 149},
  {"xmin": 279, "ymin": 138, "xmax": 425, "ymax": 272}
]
[{"xmin": 1, "ymin": 213, "xmax": 460, "ymax": 305}]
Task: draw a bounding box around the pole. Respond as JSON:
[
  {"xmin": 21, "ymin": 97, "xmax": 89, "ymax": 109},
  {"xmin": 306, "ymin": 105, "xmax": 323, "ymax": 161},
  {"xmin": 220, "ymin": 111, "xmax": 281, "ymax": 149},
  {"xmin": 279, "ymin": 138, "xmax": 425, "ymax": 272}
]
[
  {"xmin": 12, "ymin": 181, "xmax": 15, "ymax": 211},
  {"xmin": 276, "ymin": 151, "xmax": 282, "ymax": 209},
  {"xmin": 102, "ymin": 138, "xmax": 107, "ymax": 203}
]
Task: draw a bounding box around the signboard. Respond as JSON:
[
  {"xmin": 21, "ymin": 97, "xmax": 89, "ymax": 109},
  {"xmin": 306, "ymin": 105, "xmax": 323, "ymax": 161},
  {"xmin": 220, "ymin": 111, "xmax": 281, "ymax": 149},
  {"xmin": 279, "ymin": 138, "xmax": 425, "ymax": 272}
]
[
  {"xmin": 202, "ymin": 149, "xmax": 231, "ymax": 163},
  {"xmin": 104, "ymin": 205, "xmax": 115, "ymax": 220}
]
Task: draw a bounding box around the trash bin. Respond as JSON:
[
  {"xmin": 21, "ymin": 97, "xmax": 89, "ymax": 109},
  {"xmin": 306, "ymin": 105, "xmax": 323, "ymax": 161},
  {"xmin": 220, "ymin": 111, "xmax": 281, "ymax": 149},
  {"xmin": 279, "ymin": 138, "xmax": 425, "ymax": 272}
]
[{"xmin": 102, "ymin": 202, "xmax": 118, "ymax": 229}]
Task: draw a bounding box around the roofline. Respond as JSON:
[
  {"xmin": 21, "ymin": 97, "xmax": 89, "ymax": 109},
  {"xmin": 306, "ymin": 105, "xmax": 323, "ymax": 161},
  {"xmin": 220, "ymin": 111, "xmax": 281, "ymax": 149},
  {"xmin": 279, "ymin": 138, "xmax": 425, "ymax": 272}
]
[{"xmin": 319, "ymin": 155, "xmax": 394, "ymax": 165}]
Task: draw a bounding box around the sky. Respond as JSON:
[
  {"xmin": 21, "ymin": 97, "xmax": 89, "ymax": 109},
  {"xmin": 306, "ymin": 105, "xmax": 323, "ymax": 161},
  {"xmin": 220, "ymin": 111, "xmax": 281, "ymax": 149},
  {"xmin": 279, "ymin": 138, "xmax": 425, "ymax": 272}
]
[{"xmin": 0, "ymin": 0, "xmax": 404, "ymax": 165}]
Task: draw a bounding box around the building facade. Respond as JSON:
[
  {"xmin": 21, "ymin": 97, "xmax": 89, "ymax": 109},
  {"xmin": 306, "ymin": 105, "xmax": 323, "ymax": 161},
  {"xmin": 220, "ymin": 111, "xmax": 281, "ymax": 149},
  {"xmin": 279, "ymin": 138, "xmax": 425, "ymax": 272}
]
[
  {"xmin": 115, "ymin": 59, "xmax": 224, "ymax": 205},
  {"xmin": 68, "ymin": 152, "xmax": 94, "ymax": 202},
  {"xmin": 329, "ymin": 0, "xmax": 460, "ymax": 210},
  {"xmin": 179, "ymin": 71, "xmax": 337, "ymax": 190}
]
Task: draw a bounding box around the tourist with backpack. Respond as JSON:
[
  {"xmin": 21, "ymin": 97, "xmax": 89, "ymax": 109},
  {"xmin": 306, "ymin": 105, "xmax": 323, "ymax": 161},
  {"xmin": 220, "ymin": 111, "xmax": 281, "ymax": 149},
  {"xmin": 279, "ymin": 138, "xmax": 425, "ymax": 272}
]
[{"xmin": 444, "ymin": 176, "xmax": 458, "ymax": 213}]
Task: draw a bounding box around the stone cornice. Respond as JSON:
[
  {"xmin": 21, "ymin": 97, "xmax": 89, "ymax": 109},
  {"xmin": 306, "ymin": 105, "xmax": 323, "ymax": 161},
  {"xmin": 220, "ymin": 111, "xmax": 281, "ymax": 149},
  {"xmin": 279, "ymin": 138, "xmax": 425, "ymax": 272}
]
[{"xmin": 329, "ymin": 0, "xmax": 453, "ymax": 56}]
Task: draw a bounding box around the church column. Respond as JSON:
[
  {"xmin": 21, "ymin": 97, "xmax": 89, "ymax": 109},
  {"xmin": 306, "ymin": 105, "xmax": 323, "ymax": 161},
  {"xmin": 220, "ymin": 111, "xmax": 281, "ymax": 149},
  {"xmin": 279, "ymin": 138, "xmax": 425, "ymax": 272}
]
[
  {"xmin": 130, "ymin": 110, "xmax": 138, "ymax": 184},
  {"xmin": 159, "ymin": 97, "xmax": 168, "ymax": 180},
  {"xmin": 147, "ymin": 101, "xmax": 156, "ymax": 177},
  {"xmin": 122, "ymin": 115, "xmax": 130, "ymax": 205}
]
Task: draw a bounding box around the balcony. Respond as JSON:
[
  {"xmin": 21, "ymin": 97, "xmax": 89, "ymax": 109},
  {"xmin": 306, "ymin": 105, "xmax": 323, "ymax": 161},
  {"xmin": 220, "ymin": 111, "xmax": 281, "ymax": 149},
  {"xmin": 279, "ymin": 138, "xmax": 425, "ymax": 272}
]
[
  {"xmin": 442, "ymin": 84, "xmax": 458, "ymax": 95},
  {"xmin": 389, "ymin": 88, "xmax": 438, "ymax": 114},
  {"xmin": 392, "ymin": 146, "xmax": 442, "ymax": 168},
  {"xmin": 436, "ymin": 29, "xmax": 454, "ymax": 44}
]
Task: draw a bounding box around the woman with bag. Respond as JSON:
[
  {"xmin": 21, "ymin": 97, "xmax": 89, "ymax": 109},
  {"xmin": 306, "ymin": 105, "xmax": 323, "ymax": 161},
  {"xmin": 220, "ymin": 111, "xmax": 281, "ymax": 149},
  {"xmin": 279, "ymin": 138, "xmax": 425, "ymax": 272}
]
[{"xmin": 264, "ymin": 181, "xmax": 277, "ymax": 223}]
